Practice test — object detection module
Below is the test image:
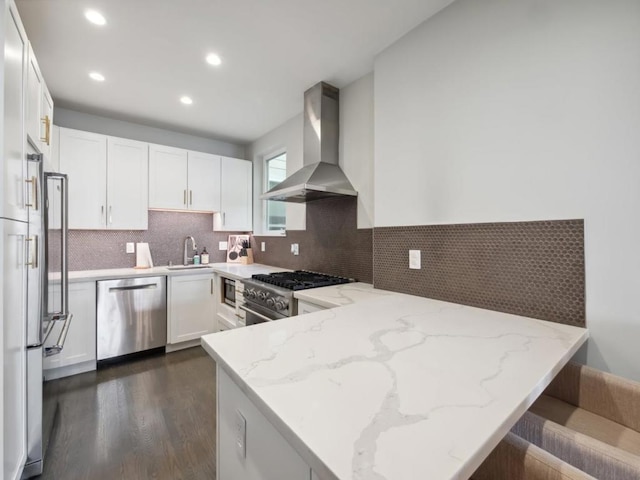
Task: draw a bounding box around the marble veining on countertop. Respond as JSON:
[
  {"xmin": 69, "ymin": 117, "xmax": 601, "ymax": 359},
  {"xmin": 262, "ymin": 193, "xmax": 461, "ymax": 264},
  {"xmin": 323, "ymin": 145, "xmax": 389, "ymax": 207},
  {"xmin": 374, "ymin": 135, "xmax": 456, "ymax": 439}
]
[
  {"xmin": 63, "ymin": 263, "xmax": 288, "ymax": 283},
  {"xmin": 202, "ymin": 294, "xmax": 588, "ymax": 480},
  {"xmin": 294, "ymin": 282, "xmax": 399, "ymax": 309}
]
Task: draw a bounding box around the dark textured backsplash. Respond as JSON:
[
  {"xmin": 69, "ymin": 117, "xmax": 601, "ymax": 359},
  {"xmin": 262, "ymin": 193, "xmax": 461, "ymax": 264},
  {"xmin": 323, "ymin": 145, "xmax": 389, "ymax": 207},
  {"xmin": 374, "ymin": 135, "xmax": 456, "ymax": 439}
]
[
  {"xmin": 64, "ymin": 211, "xmax": 246, "ymax": 271},
  {"xmin": 374, "ymin": 220, "xmax": 585, "ymax": 327},
  {"xmin": 252, "ymin": 197, "xmax": 374, "ymax": 283}
]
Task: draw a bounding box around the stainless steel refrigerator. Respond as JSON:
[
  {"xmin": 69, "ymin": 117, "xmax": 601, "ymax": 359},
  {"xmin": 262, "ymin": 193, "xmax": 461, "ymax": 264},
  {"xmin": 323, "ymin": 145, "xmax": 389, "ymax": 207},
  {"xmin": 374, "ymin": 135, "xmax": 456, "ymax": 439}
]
[{"xmin": 22, "ymin": 150, "xmax": 72, "ymax": 478}]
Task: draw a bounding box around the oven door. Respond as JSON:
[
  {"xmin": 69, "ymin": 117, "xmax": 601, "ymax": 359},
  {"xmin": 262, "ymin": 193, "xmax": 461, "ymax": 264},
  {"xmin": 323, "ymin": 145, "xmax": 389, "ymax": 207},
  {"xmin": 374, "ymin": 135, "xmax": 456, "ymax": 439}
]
[
  {"xmin": 223, "ymin": 278, "xmax": 236, "ymax": 307},
  {"xmin": 240, "ymin": 301, "xmax": 287, "ymax": 325}
]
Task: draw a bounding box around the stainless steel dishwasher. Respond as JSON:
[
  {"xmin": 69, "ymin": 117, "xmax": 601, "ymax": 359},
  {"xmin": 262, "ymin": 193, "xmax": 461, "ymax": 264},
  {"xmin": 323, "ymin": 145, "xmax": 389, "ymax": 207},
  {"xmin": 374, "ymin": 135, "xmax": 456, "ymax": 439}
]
[{"xmin": 97, "ymin": 276, "xmax": 167, "ymax": 361}]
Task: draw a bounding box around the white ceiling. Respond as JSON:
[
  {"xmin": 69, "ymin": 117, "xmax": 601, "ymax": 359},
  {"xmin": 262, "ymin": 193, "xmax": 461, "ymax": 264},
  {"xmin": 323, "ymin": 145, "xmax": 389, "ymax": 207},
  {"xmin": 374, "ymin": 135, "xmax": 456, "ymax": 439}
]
[{"xmin": 16, "ymin": 0, "xmax": 454, "ymax": 144}]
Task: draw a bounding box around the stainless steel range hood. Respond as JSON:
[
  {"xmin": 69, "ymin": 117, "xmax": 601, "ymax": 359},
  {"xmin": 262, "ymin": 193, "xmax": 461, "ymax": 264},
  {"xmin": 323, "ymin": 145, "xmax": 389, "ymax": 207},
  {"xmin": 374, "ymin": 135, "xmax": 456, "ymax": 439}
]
[{"xmin": 261, "ymin": 82, "xmax": 357, "ymax": 203}]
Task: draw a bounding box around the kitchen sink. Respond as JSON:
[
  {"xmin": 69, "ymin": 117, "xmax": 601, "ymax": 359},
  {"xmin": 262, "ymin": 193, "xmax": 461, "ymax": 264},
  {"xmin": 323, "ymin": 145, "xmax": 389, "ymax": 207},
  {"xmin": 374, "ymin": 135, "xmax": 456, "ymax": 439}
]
[{"xmin": 165, "ymin": 265, "xmax": 213, "ymax": 271}]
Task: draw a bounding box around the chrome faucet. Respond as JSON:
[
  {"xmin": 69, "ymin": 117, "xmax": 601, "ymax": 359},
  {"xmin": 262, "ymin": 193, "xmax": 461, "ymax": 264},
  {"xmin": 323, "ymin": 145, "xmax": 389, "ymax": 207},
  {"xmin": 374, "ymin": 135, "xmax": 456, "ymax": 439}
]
[{"xmin": 183, "ymin": 236, "xmax": 197, "ymax": 265}]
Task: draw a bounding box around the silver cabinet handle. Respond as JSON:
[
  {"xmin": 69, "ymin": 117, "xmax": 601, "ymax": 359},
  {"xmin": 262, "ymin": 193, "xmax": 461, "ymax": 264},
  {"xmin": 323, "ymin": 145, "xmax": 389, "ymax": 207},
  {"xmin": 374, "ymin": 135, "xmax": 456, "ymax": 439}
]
[
  {"xmin": 109, "ymin": 284, "xmax": 158, "ymax": 292},
  {"xmin": 25, "ymin": 236, "xmax": 38, "ymax": 269},
  {"xmin": 211, "ymin": 278, "xmax": 214, "ymax": 295},
  {"xmin": 45, "ymin": 313, "xmax": 73, "ymax": 357},
  {"xmin": 184, "ymin": 190, "xmax": 187, "ymax": 205},
  {"xmin": 239, "ymin": 305, "xmax": 274, "ymax": 323},
  {"xmin": 222, "ymin": 212, "xmax": 226, "ymax": 226},
  {"xmin": 190, "ymin": 190, "xmax": 193, "ymax": 206},
  {"xmin": 109, "ymin": 205, "xmax": 112, "ymax": 224}
]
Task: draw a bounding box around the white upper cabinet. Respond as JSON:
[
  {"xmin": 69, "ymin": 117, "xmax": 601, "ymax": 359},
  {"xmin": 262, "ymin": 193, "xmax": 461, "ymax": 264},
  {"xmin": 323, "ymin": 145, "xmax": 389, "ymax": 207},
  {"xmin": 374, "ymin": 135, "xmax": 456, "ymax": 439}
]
[
  {"xmin": 26, "ymin": 43, "xmax": 53, "ymax": 160},
  {"xmin": 59, "ymin": 128, "xmax": 148, "ymax": 230},
  {"xmin": 148, "ymin": 146, "xmax": 221, "ymax": 212},
  {"xmin": 217, "ymin": 156, "xmax": 253, "ymax": 231},
  {"xmin": 60, "ymin": 128, "xmax": 107, "ymax": 229},
  {"xmin": 148, "ymin": 144, "xmax": 189, "ymax": 210},
  {"xmin": 187, "ymin": 151, "xmax": 221, "ymax": 212},
  {"xmin": 2, "ymin": 2, "xmax": 28, "ymax": 222},
  {"xmin": 107, "ymin": 137, "xmax": 149, "ymax": 229}
]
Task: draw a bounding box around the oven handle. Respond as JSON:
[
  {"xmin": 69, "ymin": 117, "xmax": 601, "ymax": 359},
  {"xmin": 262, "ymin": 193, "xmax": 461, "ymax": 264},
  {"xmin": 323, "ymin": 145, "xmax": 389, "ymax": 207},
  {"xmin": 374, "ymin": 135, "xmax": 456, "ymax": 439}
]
[{"xmin": 239, "ymin": 304, "xmax": 275, "ymax": 323}]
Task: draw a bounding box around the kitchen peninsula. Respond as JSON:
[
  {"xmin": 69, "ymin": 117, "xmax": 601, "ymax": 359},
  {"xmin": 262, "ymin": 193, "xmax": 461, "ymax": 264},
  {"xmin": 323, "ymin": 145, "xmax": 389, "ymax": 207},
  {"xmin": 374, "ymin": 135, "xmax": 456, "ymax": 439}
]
[{"xmin": 202, "ymin": 294, "xmax": 588, "ymax": 480}]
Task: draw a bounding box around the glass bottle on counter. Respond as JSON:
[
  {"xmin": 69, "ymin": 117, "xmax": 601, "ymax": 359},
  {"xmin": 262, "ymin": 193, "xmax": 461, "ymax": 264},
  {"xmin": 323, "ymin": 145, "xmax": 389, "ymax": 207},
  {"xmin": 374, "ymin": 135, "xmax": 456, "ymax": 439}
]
[
  {"xmin": 193, "ymin": 250, "xmax": 201, "ymax": 265},
  {"xmin": 201, "ymin": 247, "xmax": 210, "ymax": 265}
]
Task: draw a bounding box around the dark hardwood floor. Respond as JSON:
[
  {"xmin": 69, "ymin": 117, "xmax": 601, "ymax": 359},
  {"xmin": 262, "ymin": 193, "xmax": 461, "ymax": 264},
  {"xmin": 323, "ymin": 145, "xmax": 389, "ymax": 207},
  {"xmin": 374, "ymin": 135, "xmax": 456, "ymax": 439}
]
[{"xmin": 39, "ymin": 347, "xmax": 217, "ymax": 480}]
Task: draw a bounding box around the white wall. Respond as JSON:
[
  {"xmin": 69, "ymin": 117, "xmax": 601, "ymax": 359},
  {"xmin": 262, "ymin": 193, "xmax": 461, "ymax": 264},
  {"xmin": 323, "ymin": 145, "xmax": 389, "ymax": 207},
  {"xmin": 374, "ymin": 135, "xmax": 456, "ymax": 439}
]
[
  {"xmin": 340, "ymin": 73, "xmax": 375, "ymax": 229},
  {"xmin": 247, "ymin": 73, "xmax": 376, "ymax": 232},
  {"xmin": 374, "ymin": 0, "xmax": 640, "ymax": 380},
  {"xmin": 54, "ymin": 107, "xmax": 245, "ymax": 159},
  {"xmin": 246, "ymin": 113, "xmax": 306, "ymax": 233}
]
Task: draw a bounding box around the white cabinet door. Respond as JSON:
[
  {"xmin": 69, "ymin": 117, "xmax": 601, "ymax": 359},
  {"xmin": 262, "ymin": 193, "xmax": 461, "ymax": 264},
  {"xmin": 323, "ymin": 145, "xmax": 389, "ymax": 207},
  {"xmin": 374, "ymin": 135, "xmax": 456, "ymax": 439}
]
[
  {"xmin": 2, "ymin": 219, "xmax": 28, "ymax": 480},
  {"xmin": 187, "ymin": 151, "xmax": 220, "ymax": 212},
  {"xmin": 2, "ymin": 4, "xmax": 28, "ymax": 222},
  {"xmin": 59, "ymin": 128, "xmax": 107, "ymax": 229},
  {"xmin": 107, "ymin": 137, "xmax": 148, "ymax": 229},
  {"xmin": 218, "ymin": 367, "xmax": 311, "ymax": 480},
  {"xmin": 26, "ymin": 43, "xmax": 43, "ymax": 149},
  {"xmin": 297, "ymin": 300, "xmax": 327, "ymax": 315},
  {"xmin": 149, "ymin": 144, "xmax": 188, "ymax": 210},
  {"xmin": 218, "ymin": 156, "xmax": 252, "ymax": 231},
  {"xmin": 44, "ymin": 282, "xmax": 96, "ymax": 370},
  {"xmin": 168, "ymin": 273, "xmax": 216, "ymax": 344}
]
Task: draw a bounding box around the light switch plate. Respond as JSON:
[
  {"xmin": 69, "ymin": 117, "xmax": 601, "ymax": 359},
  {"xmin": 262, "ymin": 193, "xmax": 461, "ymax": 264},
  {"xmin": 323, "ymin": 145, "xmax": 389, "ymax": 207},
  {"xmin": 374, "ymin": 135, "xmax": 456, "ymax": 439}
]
[
  {"xmin": 291, "ymin": 243, "xmax": 299, "ymax": 255},
  {"xmin": 261, "ymin": 241, "xmax": 266, "ymax": 252},
  {"xmin": 126, "ymin": 242, "xmax": 135, "ymax": 254},
  {"xmin": 235, "ymin": 410, "xmax": 247, "ymax": 460},
  {"xmin": 409, "ymin": 250, "xmax": 421, "ymax": 269},
  {"xmin": 219, "ymin": 241, "xmax": 228, "ymax": 250}
]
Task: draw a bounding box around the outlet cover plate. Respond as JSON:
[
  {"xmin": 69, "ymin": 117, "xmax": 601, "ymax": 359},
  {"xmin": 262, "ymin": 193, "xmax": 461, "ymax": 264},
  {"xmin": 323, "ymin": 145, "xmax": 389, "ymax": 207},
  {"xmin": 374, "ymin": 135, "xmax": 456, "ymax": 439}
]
[
  {"xmin": 126, "ymin": 242, "xmax": 135, "ymax": 254},
  {"xmin": 409, "ymin": 250, "xmax": 421, "ymax": 269},
  {"xmin": 219, "ymin": 241, "xmax": 228, "ymax": 250}
]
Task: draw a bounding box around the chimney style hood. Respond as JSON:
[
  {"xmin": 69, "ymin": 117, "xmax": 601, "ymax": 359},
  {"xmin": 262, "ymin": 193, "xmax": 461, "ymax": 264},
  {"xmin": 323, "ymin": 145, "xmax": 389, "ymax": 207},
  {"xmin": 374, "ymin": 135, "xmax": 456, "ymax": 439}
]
[{"xmin": 261, "ymin": 82, "xmax": 358, "ymax": 203}]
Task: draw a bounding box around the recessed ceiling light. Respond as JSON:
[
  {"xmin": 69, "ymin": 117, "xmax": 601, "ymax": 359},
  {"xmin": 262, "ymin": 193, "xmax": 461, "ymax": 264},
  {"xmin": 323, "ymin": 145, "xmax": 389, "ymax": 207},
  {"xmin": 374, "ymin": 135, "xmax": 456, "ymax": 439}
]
[
  {"xmin": 206, "ymin": 53, "xmax": 222, "ymax": 66},
  {"xmin": 85, "ymin": 9, "xmax": 106, "ymax": 26},
  {"xmin": 180, "ymin": 96, "xmax": 193, "ymax": 105},
  {"xmin": 89, "ymin": 71, "xmax": 105, "ymax": 82}
]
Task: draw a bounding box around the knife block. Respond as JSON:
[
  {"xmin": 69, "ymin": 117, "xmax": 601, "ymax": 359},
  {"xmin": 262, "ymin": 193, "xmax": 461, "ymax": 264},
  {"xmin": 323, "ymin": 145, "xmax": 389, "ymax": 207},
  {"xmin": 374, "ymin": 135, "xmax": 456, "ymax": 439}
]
[{"xmin": 240, "ymin": 248, "xmax": 254, "ymax": 265}]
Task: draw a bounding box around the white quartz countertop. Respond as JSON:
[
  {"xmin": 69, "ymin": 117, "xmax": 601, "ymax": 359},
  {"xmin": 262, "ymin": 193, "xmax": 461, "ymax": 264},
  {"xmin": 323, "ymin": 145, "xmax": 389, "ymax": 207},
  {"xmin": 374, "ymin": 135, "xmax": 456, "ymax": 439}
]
[
  {"xmin": 294, "ymin": 282, "xmax": 399, "ymax": 309},
  {"xmin": 65, "ymin": 263, "xmax": 287, "ymax": 283},
  {"xmin": 202, "ymin": 294, "xmax": 588, "ymax": 480}
]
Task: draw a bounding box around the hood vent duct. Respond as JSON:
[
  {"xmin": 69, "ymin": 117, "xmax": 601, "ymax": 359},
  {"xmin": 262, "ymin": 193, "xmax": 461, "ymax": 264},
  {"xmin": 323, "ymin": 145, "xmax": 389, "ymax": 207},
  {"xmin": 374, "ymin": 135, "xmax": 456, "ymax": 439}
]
[{"xmin": 260, "ymin": 82, "xmax": 358, "ymax": 203}]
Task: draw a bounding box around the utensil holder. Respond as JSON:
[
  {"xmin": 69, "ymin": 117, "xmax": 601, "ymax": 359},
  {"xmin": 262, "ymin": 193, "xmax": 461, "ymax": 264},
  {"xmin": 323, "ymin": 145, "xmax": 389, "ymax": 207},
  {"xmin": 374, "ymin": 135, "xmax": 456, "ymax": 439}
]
[{"xmin": 240, "ymin": 248, "xmax": 254, "ymax": 265}]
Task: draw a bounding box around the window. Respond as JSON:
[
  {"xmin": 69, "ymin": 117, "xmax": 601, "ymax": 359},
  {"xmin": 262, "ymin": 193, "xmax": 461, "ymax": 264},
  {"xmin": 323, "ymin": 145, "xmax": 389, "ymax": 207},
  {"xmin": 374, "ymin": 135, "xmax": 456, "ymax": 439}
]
[{"xmin": 265, "ymin": 152, "xmax": 287, "ymax": 232}]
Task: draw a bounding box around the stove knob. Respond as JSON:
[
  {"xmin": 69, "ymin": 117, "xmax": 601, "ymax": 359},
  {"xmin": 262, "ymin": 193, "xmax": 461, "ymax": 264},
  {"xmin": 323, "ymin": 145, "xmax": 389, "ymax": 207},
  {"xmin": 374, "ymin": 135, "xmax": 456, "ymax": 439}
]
[
  {"xmin": 245, "ymin": 288, "xmax": 256, "ymax": 299},
  {"xmin": 266, "ymin": 297, "xmax": 275, "ymax": 308},
  {"xmin": 274, "ymin": 297, "xmax": 289, "ymax": 311},
  {"xmin": 258, "ymin": 291, "xmax": 267, "ymax": 301}
]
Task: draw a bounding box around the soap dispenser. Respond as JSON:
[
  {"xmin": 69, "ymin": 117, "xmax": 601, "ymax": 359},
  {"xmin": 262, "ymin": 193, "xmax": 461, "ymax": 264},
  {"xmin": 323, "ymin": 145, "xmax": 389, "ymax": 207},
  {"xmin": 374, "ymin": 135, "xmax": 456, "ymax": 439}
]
[
  {"xmin": 201, "ymin": 247, "xmax": 210, "ymax": 265},
  {"xmin": 193, "ymin": 250, "xmax": 201, "ymax": 265}
]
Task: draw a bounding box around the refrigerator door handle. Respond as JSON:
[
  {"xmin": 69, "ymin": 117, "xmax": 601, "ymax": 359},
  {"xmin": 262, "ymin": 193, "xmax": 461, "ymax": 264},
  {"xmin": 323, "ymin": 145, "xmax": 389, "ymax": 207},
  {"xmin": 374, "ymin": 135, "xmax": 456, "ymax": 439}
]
[{"xmin": 44, "ymin": 313, "xmax": 73, "ymax": 357}]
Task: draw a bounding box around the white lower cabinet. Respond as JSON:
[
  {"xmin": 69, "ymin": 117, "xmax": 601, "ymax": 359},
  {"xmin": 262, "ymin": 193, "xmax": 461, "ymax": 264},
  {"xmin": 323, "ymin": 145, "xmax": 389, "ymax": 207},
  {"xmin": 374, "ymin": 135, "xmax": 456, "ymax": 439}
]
[
  {"xmin": 44, "ymin": 281, "xmax": 97, "ymax": 378},
  {"xmin": 168, "ymin": 273, "xmax": 216, "ymax": 344},
  {"xmin": 297, "ymin": 300, "xmax": 328, "ymax": 315},
  {"xmin": 218, "ymin": 366, "xmax": 312, "ymax": 480}
]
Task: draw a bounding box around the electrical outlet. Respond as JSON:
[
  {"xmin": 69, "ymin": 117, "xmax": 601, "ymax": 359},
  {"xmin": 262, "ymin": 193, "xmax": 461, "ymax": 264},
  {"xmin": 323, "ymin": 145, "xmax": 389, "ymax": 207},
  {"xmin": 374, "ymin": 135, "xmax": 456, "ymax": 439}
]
[
  {"xmin": 235, "ymin": 410, "xmax": 247, "ymax": 459},
  {"xmin": 409, "ymin": 250, "xmax": 421, "ymax": 269},
  {"xmin": 291, "ymin": 243, "xmax": 299, "ymax": 255},
  {"xmin": 126, "ymin": 242, "xmax": 135, "ymax": 254},
  {"xmin": 261, "ymin": 241, "xmax": 266, "ymax": 252},
  {"xmin": 219, "ymin": 241, "xmax": 228, "ymax": 250}
]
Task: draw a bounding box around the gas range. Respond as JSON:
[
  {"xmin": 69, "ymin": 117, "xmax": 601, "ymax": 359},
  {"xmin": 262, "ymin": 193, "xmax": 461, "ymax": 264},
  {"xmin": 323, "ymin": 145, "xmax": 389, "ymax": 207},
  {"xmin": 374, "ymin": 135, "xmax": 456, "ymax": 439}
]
[{"xmin": 241, "ymin": 271, "xmax": 353, "ymax": 322}]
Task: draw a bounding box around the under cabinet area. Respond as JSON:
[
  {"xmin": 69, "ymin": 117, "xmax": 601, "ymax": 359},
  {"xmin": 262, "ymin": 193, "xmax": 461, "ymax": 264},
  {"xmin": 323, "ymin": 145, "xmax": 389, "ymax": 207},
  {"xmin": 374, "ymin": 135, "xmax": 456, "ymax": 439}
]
[
  {"xmin": 43, "ymin": 281, "xmax": 96, "ymax": 380},
  {"xmin": 168, "ymin": 273, "xmax": 217, "ymax": 344},
  {"xmin": 59, "ymin": 127, "xmax": 148, "ymax": 230}
]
